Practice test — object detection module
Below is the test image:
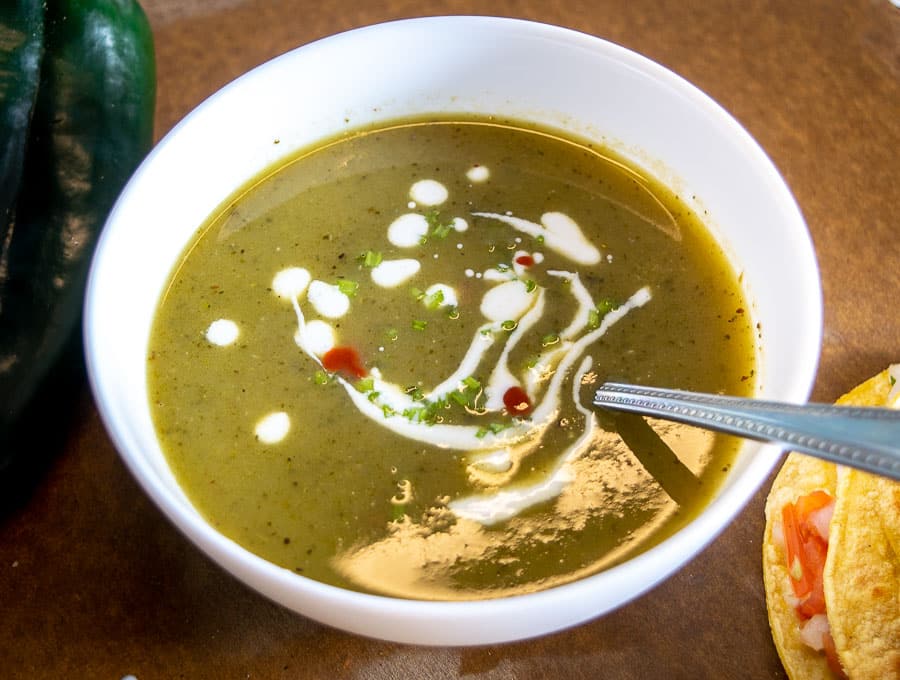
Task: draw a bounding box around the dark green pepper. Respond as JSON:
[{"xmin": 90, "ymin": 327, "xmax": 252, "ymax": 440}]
[
  {"xmin": 0, "ymin": 0, "xmax": 155, "ymax": 476},
  {"xmin": 0, "ymin": 0, "xmax": 44, "ymax": 262}
]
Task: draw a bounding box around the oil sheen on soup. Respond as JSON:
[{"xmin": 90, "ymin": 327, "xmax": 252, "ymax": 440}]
[{"xmin": 148, "ymin": 119, "xmax": 757, "ymax": 600}]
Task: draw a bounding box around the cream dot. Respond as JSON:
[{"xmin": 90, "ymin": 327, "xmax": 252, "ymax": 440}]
[
  {"xmin": 423, "ymin": 283, "xmax": 458, "ymax": 308},
  {"xmin": 307, "ymin": 280, "xmax": 350, "ymax": 318},
  {"xmin": 480, "ymin": 280, "xmax": 535, "ymax": 322},
  {"xmin": 409, "ymin": 179, "xmax": 448, "ymax": 206},
  {"xmin": 300, "ymin": 319, "xmax": 335, "ymax": 355},
  {"xmin": 387, "ymin": 213, "xmax": 429, "ymax": 247},
  {"xmin": 273, "ymin": 267, "xmax": 311, "ymax": 299},
  {"xmin": 466, "ymin": 165, "xmax": 490, "ymax": 182},
  {"xmin": 206, "ymin": 319, "xmax": 239, "ymax": 346},
  {"xmin": 371, "ymin": 258, "xmax": 421, "ymax": 287},
  {"xmin": 255, "ymin": 411, "xmax": 290, "ymax": 444}
]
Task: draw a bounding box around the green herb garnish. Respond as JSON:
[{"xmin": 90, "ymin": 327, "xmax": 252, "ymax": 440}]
[
  {"xmin": 425, "ymin": 288, "xmax": 445, "ymax": 309},
  {"xmin": 426, "ymin": 209, "xmax": 454, "ymax": 238},
  {"xmin": 337, "ymin": 279, "xmax": 359, "ymax": 297},
  {"xmin": 314, "ymin": 370, "xmax": 329, "ymax": 385},
  {"xmin": 411, "ymin": 319, "xmax": 427, "ymax": 331},
  {"xmin": 501, "ymin": 319, "xmax": 517, "ymax": 331},
  {"xmin": 404, "ymin": 385, "xmax": 425, "ymax": 402},
  {"xmin": 475, "ymin": 422, "xmax": 510, "ymax": 439},
  {"xmin": 596, "ymin": 298, "xmax": 617, "ymax": 315},
  {"xmin": 541, "ymin": 333, "xmax": 560, "ymax": 347},
  {"xmin": 355, "ymin": 376, "xmax": 375, "ymax": 393},
  {"xmin": 359, "ymin": 250, "xmax": 382, "ymax": 267}
]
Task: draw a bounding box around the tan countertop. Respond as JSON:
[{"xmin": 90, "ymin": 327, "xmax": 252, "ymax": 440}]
[{"xmin": 2, "ymin": 1, "xmax": 898, "ymax": 677}]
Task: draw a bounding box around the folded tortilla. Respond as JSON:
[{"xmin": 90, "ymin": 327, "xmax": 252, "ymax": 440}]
[{"xmin": 763, "ymin": 366, "xmax": 900, "ymax": 680}]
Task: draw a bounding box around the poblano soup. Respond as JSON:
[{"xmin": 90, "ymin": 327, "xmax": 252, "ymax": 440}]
[{"xmin": 148, "ymin": 119, "xmax": 757, "ymax": 600}]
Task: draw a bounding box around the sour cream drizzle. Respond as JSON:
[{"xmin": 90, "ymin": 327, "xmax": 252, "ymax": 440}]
[
  {"xmin": 471, "ymin": 211, "xmax": 602, "ymax": 265},
  {"xmin": 269, "ymin": 173, "xmax": 654, "ymax": 524},
  {"xmin": 450, "ymin": 356, "xmax": 599, "ymax": 525},
  {"xmin": 484, "ymin": 289, "xmax": 546, "ymax": 411}
]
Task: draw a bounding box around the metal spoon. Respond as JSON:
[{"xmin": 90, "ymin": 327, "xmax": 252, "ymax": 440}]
[{"xmin": 593, "ymin": 382, "xmax": 900, "ymax": 481}]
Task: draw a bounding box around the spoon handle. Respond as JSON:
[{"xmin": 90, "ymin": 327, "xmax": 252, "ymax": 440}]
[{"xmin": 593, "ymin": 382, "xmax": 900, "ymax": 481}]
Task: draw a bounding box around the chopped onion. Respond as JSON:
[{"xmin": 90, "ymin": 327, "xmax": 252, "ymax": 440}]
[
  {"xmin": 799, "ymin": 613, "xmax": 830, "ymax": 651},
  {"xmin": 808, "ymin": 500, "xmax": 835, "ymax": 540}
]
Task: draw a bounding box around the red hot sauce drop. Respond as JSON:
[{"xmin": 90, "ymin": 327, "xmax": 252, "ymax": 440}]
[
  {"xmin": 503, "ymin": 386, "xmax": 532, "ymax": 416},
  {"xmin": 515, "ymin": 254, "xmax": 535, "ymax": 267},
  {"xmin": 322, "ymin": 346, "xmax": 367, "ymax": 379}
]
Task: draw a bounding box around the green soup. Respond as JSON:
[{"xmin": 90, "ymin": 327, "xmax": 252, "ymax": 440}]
[{"xmin": 148, "ymin": 118, "xmax": 757, "ymax": 600}]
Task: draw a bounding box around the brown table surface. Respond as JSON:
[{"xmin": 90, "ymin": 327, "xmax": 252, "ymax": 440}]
[{"xmin": 2, "ymin": 0, "xmax": 898, "ymax": 677}]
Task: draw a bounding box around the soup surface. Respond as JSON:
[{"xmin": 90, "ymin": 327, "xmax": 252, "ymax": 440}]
[{"xmin": 148, "ymin": 119, "xmax": 757, "ymax": 600}]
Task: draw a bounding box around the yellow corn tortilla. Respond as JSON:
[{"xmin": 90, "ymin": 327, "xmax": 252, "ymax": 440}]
[
  {"xmin": 823, "ymin": 367, "xmax": 900, "ymax": 679},
  {"xmin": 763, "ymin": 366, "xmax": 899, "ymax": 680},
  {"xmin": 764, "ymin": 453, "xmax": 838, "ymax": 679}
]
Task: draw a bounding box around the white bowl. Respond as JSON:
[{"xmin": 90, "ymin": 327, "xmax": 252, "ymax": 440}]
[{"xmin": 84, "ymin": 16, "xmax": 821, "ymax": 645}]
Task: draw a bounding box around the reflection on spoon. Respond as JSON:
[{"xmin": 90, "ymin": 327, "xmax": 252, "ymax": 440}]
[{"xmin": 593, "ymin": 382, "xmax": 900, "ymax": 481}]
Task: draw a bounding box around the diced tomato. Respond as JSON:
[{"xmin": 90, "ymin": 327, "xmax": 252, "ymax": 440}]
[
  {"xmin": 322, "ymin": 346, "xmax": 367, "ymax": 379},
  {"xmin": 794, "ymin": 489, "xmax": 833, "ymax": 522},
  {"xmin": 503, "ymin": 386, "xmax": 532, "ymax": 415},
  {"xmin": 781, "ymin": 490, "xmax": 834, "ymax": 619}
]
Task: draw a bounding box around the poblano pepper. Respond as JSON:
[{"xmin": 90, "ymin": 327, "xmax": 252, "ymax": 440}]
[{"xmin": 0, "ymin": 0, "xmax": 156, "ymax": 474}]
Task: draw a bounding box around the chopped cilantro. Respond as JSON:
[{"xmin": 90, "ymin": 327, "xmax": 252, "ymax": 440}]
[
  {"xmin": 475, "ymin": 422, "xmax": 509, "ymax": 439},
  {"xmin": 446, "ymin": 306, "xmax": 460, "ymax": 320},
  {"xmin": 411, "ymin": 319, "xmax": 427, "ymax": 331},
  {"xmin": 355, "ymin": 376, "xmax": 375, "ymax": 393},
  {"xmin": 404, "ymin": 385, "xmax": 425, "ymax": 401},
  {"xmin": 541, "ymin": 333, "xmax": 560, "ymax": 347},
  {"xmin": 524, "ymin": 279, "xmax": 537, "ymax": 292},
  {"xmin": 425, "ymin": 288, "xmax": 445, "ymax": 309},
  {"xmin": 337, "ymin": 279, "xmax": 359, "ymax": 297},
  {"xmin": 462, "ymin": 376, "xmax": 481, "ymax": 391},
  {"xmin": 449, "ymin": 391, "xmax": 468, "ymax": 406},
  {"xmin": 426, "ymin": 209, "xmax": 454, "ymax": 238},
  {"xmin": 359, "ymin": 250, "xmax": 382, "ymax": 267},
  {"xmin": 314, "ymin": 370, "xmax": 329, "ymax": 385},
  {"xmin": 386, "ymin": 327, "xmax": 399, "ymax": 341},
  {"xmin": 596, "ymin": 298, "xmax": 618, "ymax": 315},
  {"xmin": 501, "ymin": 319, "xmax": 517, "ymax": 331}
]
